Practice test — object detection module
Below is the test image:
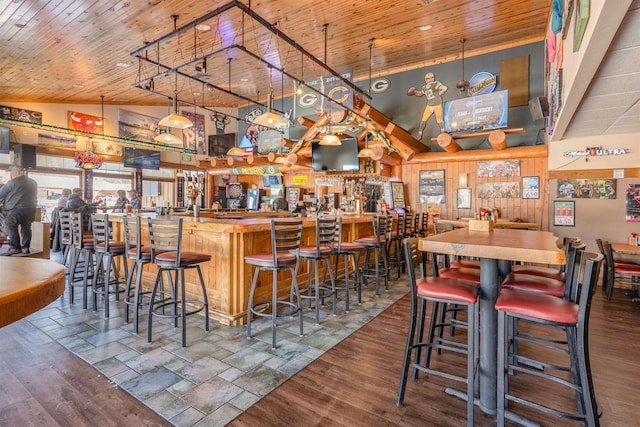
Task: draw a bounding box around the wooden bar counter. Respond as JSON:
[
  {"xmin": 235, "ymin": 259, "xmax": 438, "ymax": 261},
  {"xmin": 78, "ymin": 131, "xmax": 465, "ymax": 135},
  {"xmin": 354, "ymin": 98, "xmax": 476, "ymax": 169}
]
[{"xmin": 110, "ymin": 213, "xmax": 374, "ymax": 325}]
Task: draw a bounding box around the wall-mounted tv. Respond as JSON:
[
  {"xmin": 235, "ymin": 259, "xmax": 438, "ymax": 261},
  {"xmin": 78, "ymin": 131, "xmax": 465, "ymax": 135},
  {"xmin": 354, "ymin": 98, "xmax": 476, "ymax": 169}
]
[
  {"xmin": 208, "ymin": 133, "xmax": 236, "ymax": 157},
  {"xmin": 123, "ymin": 147, "xmax": 161, "ymax": 170},
  {"xmin": 311, "ymin": 137, "xmax": 360, "ymax": 172},
  {"xmin": 443, "ymin": 89, "xmax": 509, "ymax": 133},
  {"xmin": 0, "ymin": 126, "xmax": 10, "ymax": 154}
]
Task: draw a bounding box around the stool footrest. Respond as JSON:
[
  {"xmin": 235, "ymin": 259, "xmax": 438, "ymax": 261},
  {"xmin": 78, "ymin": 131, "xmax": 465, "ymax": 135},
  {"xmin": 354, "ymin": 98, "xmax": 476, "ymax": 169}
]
[
  {"xmin": 249, "ymin": 300, "xmax": 300, "ymax": 319},
  {"xmin": 151, "ymin": 300, "xmax": 206, "ymax": 319}
]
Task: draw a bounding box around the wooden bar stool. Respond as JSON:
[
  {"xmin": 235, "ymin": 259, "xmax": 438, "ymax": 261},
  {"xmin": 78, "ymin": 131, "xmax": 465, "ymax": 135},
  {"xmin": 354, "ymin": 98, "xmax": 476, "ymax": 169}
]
[
  {"xmin": 397, "ymin": 238, "xmax": 480, "ymax": 427},
  {"xmin": 495, "ymin": 251, "xmax": 603, "ymax": 426},
  {"xmin": 246, "ymin": 219, "xmax": 304, "ymax": 349},
  {"xmin": 147, "ymin": 217, "xmax": 210, "ymax": 347},
  {"xmin": 332, "ymin": 217, "xmax": 365, "ymax": 311},
  {"xmin": 91, "ymin": 213, "xmax": 128, "ymax": 318},
  {"xmin": 297, "ymin": 216, "xmax": 337, "ymax": 324},
  {"xmin": 122, "ymin": 215, "xmax": 153, "ymax": 333},
  {"xmin": 388, "ymin": 212, "xmax": 405, "ymax": 278}
]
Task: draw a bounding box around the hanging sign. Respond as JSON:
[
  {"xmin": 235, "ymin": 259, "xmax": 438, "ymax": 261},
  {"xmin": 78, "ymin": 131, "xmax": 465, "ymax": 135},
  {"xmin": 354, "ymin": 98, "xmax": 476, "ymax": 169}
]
[
  {"xmin": 229, "ymin": 165, "xmax": 282, "ymax": 176},
  {"xmin": 468, "ymin": 72, "xmax": 497, "ymax": 96}
]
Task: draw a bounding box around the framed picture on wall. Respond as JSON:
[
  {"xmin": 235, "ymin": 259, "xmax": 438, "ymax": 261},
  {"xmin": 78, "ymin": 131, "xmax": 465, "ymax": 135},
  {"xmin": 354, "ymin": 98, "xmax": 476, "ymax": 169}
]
[
  {"xmin": 522, "ymin": 176, "xmax": 540, "ymax": 199},
  {"xmin": 554, "ymin": 200, "xmax": 575, "ymax": 226},
  {"xmin": 456, "ymin": 188, "xmax": 472, "ymax": 209}
]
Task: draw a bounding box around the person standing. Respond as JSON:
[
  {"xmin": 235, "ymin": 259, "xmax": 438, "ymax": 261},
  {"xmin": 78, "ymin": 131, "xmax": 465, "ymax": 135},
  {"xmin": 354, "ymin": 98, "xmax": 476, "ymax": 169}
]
[{"xmin": 0, "ymin": 165, "xmax": 38, "ymax": 255}]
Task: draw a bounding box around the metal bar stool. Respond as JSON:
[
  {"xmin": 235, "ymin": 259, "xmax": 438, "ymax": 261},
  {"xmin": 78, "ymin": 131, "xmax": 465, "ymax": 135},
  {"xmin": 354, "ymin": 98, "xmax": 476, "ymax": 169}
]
[
  {"xmin": 91, "ymin": 213, "xmax": 128, "ymax": 318},
  {"xmin": 495, "ymin": 251, "xmax": 604, "ymax": 426},
  {"xmin": 147, "ymin": 217, "xmax": 210, "ymax": 347},
  {"xmin": 388, "ymin": 212, "xmax": 405, "ymax": 278},
  {"xmin": 354, "ymin": 213, "xmax": 391, "ymax": 296},
  {"xmin": 332, "ymin": 217, "xmax": 365, "ymax": 311},
  {"xmin": 298, "ymin": 216, "xmax": 337, "ymax": 324},
  {"xmin": 122, "ymin": 215, "xmax": 153, "ymax": 333},
  {"xmin": 59, "ymin": 210, "xmax": 74, "ymax": 274},
  {"xmin": 397, "ymin": 238, "xmax": 480, "ymax": 427},
  {"xmin": 67, "ymin": 212, "xmax": 94, "ymax": 309},
  {"xmin": 246, "ymin": 219, "xmax": 304, "ymax": 349}
]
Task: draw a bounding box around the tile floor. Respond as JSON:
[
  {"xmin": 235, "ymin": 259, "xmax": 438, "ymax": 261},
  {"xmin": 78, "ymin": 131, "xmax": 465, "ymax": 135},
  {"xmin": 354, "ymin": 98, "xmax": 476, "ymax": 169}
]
[{"xmin": 27, "ymin": 256, "xmax": 409, "ymax": 426}]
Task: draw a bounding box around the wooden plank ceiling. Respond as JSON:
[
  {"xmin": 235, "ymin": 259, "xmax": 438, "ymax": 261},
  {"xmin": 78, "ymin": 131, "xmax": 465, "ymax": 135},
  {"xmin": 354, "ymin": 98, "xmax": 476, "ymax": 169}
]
[{"xmin": 0, "ymin": 0, "xmax": 551, "ymax": 109}]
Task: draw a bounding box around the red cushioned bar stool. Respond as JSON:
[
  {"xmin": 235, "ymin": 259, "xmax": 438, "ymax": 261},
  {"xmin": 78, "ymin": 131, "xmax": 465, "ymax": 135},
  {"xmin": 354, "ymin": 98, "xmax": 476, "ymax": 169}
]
[
  {"xmin": 397, "ymin": 238, "xmax": 480, "ymax": 427},
  {"xmin": 332, "ymin": 217, "xmax": 365, "ymax": 311},
  {"xmin": 297, "ymin": 216, "xmax": 338, "ymax": 324},
  {"xmin": 246, "ymin": 219, "xmax": 304, "ymax": 349},
  {"xmin": 495, "ymin": 251, "xmax": 603, "ymax": 427},
  {"xmin": 122, "ymin": 215, "xmax": 154, "ymax": 333},
  {"xmin": 354, "ymin": 212, "xmax": 391, "ymax": 296},
  {"xmin": 147, "ymin": 217, "xmax": 210, "ymax": 347},
  {"xmin": 67, "ymin": 211, "xmax": 95, "ymax": 309},
  {"xmin": 91, "ymin": 213, "xmax": 128, "ymax": 318}
]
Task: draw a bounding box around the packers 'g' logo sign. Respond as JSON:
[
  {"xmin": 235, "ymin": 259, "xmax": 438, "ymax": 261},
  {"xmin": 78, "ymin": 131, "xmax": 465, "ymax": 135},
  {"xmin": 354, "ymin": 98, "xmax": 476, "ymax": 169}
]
[
  {"xmin": 371, "ymin": 78, "xmax": 391, "ymax": 94},
  {"xmin": 298, "ymin": 92, "xmax": 318, "ymax": 108}
]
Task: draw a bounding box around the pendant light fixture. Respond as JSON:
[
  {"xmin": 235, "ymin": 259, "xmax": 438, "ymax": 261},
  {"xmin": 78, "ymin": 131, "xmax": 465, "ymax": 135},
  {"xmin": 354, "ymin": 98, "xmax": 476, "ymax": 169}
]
[
  {"xmin": 226, "ymin": 58, "xmax": 247, "ymax": 157},
  {"xmin": 158, "ymin": 15, "xmax": 193, "ymax": 130},
  {"xmin": 176, "ymin": 154, "xmax": 185, "ymax": 178},
  {"xmin": 358, "ymin": 39, "xmax": 376, "ymax": 158},
  {"xmin": 318, "ymin": 23, "xmax": 342, "ymax": 146},
  {"xmin": 455, "ymin": 38, "xmax": 470, "ymax": 93},
  {"xmin": 252, "ymin": 66, "xmax": 289, "ymax": 128}
]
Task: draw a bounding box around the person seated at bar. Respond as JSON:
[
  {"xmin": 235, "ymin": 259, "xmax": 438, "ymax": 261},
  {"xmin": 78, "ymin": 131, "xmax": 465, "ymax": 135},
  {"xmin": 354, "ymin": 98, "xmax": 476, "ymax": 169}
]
[
  {"xmin": 129, "ymin": 191, "xmax": 142, "ymax": 210},
  {"xmin": 113, "ymin": 190, "xmax": 129, "ymax": 212},
  {"xmin": 57, "ymin": 188, "xmax": 72, "ymax": 208}
]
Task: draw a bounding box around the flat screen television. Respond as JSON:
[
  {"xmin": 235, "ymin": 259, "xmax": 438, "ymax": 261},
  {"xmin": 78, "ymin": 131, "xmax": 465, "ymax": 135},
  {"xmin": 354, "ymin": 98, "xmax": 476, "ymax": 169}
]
[
  {"xmin": 0, "ymin": 126, "xmax": 10, "ymax": 154},
  {"xmin": 123, "ymin": 147, "xmax": 161, "ymax": 170},
  {"xmin": 443, "ymin": 89, "xmax": 509, "ymax": 133},
  {"xmin": 208, "ymin": 133, "xmax": 236, "ymax": 157},
  {"xmin": 311, "ymin": 137, "xmax": 360, "ymax": 172}
]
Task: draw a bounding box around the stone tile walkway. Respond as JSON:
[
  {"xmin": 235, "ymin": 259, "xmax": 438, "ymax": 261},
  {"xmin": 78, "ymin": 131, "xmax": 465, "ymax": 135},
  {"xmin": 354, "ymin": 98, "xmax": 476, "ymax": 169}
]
[{"xmin": 27, "ymin": 267, "xmax": 408, "ymax": 427}]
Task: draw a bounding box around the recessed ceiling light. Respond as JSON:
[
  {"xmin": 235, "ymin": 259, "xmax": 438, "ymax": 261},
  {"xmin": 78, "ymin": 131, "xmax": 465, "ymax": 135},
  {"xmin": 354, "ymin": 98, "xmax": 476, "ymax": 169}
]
[
  {"xmin": 419, "ymin": 25, "xmax": 433, "ymax": 31},
  {"xmin": 72, "ymin": 84, "xmax": 84, "ymax": 88},
  {"xmin": 239, "ymin": 78, "xmax": 249, "ymax": 82},
  {"xmin": 192, "ymin": 92, "xmax": 201, "ymax": 96},
  {"xmin": 116, "ymin": 62, "xmax": 130, "ymax": 67},
  {"xmin": 196, "ymin": 23, "xmax": 211, "ymax": 32}
]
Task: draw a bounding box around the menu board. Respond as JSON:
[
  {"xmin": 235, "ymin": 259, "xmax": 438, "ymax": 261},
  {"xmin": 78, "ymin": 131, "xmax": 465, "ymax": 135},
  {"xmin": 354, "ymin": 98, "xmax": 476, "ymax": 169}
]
[
  {"xmin": 390, "ymin": 182, "xmax": 406, "ymax": 208},
  {"xmin": 419, "ymin": 170, "xmax": 445, "ymax": 204}
]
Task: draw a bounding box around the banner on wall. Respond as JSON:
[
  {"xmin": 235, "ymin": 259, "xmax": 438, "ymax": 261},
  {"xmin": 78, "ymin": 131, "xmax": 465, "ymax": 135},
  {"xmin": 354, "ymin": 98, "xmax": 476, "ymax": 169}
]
[
  {"xmin": 557, "ymin": 178, "xmax": 617, "ymax": 199},
  {"xmin": 625, "ymin": 184, "xmax": 640, "ymax": 222},
  {"xmin": 296, "ymin": 69, "xmax": 354, "ymax": 115}
]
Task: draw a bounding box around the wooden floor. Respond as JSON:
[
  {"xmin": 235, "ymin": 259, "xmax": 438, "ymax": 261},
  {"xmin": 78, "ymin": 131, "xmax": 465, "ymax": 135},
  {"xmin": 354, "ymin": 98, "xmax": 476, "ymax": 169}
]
[{"xmin": 1, "ymin": 286, "xmax": 639, "ymax": 426}]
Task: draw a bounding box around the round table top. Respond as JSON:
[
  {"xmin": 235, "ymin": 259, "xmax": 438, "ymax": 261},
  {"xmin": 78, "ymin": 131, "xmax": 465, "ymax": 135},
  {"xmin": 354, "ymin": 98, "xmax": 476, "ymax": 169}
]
[{"xmin": 0, "ymin": 257, "xmax": 65, "ymax": 328}]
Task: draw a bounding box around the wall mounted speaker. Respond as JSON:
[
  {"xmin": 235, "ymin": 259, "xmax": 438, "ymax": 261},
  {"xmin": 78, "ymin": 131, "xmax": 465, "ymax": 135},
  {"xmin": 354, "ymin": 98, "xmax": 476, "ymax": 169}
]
[
  {"xmin": 13, "ymin": 143, "xmax": 37, "ymax": 169},
  {"xmin": 528, "ymin": 96, "xmax": 549, "ymax": 121}
]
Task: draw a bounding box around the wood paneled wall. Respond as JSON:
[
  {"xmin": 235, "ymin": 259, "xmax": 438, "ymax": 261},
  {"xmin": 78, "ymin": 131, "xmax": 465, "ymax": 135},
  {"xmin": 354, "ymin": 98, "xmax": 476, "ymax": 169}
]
[{"xmin": 401, "ymin": 157, "xmax": 549, "ymax": 229}]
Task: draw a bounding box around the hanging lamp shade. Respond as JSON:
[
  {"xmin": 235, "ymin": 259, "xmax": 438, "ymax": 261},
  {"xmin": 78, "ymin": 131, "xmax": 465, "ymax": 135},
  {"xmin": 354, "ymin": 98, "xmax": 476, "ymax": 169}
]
[
  {"xmin": 357, "ymin": 147, "xmax": 375, "ymax": 158},
  {"xmin": 273, "ymin": 155, "xmax": 288, "ymax": 164},
  {"xmin": 154, "ymin": 130, "xmax": 184, "ymax": 145},
  {"xmin": 226, "ymin": 146, "xmax": 245, "ymax": 157},
  {"xmin": 252, "ymin": 90, "xmax": 289, "ymax": 128},
  {"xmin": 158, "ymin": 112, "xmax": 193, "ymax": 129},
  {"xmin": 319, "ymin": 133, "xmax": 342, "ymax": 146},
  {"xmin": 159, "ymin": 91, "xmax": 193, "ymax": 129}
]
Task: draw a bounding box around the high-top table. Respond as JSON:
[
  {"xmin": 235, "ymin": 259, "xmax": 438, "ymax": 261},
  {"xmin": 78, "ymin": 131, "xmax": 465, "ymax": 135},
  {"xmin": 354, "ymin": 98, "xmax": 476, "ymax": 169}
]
[
  {"xmin": 612, "ymin": 242, "xmax": 640, "ymax": 256},
  {"xmin": 419, "ymin": 228, "xmax": 565, "ymax": 414},
  {"xmin": 0, "ymin": 257, "xmax": 65, "ymax": 328}
]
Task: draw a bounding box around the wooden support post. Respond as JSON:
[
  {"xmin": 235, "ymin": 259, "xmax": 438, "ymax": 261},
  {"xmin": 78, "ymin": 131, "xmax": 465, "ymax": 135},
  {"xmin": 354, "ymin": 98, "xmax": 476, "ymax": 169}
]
[
  {"xmin": 436, "ymin": 133, "xmax": 463, "ymax": 153},
  {"xmin": 488, "ymin": 130, "xmax": 508, "ymax": 150}
]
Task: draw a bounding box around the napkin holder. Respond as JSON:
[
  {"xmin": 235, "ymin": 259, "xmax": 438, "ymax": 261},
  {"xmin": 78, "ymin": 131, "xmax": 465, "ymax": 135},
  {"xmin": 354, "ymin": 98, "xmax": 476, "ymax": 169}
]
[{"xmin": 469, "ymin": 219, "xmax": 494, "ymax": 232}]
